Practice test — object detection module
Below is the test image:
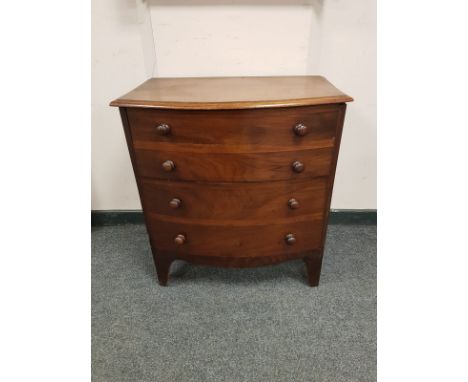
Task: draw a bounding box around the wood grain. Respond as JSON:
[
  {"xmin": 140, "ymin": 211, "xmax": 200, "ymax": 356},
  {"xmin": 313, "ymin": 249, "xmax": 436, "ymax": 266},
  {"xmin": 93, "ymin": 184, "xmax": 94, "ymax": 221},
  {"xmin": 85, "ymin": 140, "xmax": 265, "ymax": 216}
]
[
  {"xmin": 113, "ymin": 76, "xmax": 352, "ymax": 286},
  {"xmin": 147, "ymin": 215, "xmax": 323, "ymax": 257},
  {"xmin": 128, "ymin": 105, "xmax": 340, "ymax": 146},
  {"xmin": 110, "ymin": 76, "xmax": 353, "ymax": 110},
  {"xmin": 141, "ymin": 178, "xmax": 328, "ymax": 220},
  {"xmin": 134, "ymin": 147, "xmax": 334, "ymax": 182},
  {"xmin": 163, "ymin": 249, "xmax": 321, "ymax": 270}
]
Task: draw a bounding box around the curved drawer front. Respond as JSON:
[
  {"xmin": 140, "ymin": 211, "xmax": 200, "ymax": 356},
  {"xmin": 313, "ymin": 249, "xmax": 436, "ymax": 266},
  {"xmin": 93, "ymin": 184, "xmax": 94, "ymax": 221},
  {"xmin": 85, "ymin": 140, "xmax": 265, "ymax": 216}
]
[
  {"xmin": 134, "ymin": 147, "xmax": 333, "ymax": 182},
  {"xmin": 127, "ymin": 105, "xmax": 340, "ymax": 147},
  {"xmin": 148, "ymin": 216, "xmax": 323, "ymax": 257},
  {"xmin": 141, "ymin": 178, "xmax": 328, "ymax": 220}
]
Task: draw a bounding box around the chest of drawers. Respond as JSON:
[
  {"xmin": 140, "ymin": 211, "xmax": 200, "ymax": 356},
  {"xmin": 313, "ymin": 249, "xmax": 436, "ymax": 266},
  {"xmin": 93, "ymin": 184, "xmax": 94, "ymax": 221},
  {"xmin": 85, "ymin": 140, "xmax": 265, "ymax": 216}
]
[{"xmin": 111, "ymin": 76, "xmax": 352, "ymax": 286}]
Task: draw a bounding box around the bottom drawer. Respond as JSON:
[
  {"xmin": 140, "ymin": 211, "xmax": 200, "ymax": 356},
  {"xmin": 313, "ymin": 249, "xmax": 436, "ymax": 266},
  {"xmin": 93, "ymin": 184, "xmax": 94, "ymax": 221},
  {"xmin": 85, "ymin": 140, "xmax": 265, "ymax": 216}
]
[{"xmin": 147, "ymin": 216, "xmax": 324, "ymax": 257}]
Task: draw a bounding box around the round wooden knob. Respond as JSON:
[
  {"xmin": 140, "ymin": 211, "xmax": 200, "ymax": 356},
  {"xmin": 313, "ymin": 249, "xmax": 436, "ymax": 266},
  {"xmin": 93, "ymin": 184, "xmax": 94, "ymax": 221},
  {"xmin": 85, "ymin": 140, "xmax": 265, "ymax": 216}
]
[
  {"xmin": 161, "ymin": 160, "xmax": 175, "ymax": 172},
  {"xmin": 174, "ymin": 234, "xmax": 186, "ymax": 245},
  {"xmin": 156, "ymin": 123, "xmax": 171, "ymax": 136},
  {"xmin": 292, "ymin": 161, "xmax": 305, "ymax": 173},
  {"xmin": 293, "ymin": 123, "xmax": 308, "ymax": 136},
  {"xmin": 285, "ymin": 233, "xmax": 296, "ymax": 245},
  {"xmin": 169, "ymin": 198, "xmax": 181, "ymax": 209},
  {"xmin": 288, "ymin": 198, "xmax": 300, "ymax": 209}
]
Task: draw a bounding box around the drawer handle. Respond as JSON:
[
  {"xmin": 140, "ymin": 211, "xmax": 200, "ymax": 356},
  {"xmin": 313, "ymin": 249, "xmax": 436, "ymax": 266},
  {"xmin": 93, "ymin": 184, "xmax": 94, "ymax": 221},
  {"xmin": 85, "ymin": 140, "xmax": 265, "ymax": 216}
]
[
  {"xmin": 291, "ymin": 160, "xmax": 305, "ymax": 173},
  {"xmin": 293, "ymin": 123, "xmax": 308, "ymax": 136},
  {"xmin": 169, "ymin": 198, "xmax": 181, "ymax": 209},
  {"xmin": 174, "ymin": 234, "xmax": 186, "ymax": 245},
  {"xmin": 285, "ymin": 233, "xmax": 296, "ymax": 245},
  {"xmin": 156, "ymin": 123, "xmax": 171, "ymax": 136},
  {"xmin": 162, "ymin": 160, "xmax": 175, "ymax": 172},
  {"xmin": 288, "ymin": 198, "xmax": 300, "ymax": 209}
]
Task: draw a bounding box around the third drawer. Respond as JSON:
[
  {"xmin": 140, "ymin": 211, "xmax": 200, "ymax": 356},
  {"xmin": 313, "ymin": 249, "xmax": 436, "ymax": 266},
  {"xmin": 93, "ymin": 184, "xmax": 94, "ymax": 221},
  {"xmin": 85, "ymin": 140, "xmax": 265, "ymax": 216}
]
[{"xmin": 141, "ymin": 177, "xmax": 328, "ymax": 220}]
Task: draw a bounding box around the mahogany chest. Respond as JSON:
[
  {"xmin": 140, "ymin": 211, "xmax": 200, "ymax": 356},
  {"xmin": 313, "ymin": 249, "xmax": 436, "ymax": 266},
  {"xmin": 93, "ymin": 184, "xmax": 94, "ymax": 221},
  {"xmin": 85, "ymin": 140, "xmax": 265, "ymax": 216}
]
[{"xmin": 111, "ymin": 76, "xmax": 353, "ymax": 286}]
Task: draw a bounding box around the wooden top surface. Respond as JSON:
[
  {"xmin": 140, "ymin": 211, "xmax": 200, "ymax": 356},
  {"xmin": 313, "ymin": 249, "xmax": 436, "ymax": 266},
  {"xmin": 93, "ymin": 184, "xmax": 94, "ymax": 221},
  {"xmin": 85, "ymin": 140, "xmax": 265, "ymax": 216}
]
[{"xmin": 110, "ymin": 76, "xmax": 353, "ymax": 110}]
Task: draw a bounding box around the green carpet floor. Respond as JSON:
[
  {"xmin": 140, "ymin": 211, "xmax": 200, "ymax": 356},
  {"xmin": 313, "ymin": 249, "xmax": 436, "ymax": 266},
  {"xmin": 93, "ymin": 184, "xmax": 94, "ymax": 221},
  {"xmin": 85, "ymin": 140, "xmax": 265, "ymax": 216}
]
[{"xmin": 92, "ymin": 224, "xmax": 376, "ymax": 382}]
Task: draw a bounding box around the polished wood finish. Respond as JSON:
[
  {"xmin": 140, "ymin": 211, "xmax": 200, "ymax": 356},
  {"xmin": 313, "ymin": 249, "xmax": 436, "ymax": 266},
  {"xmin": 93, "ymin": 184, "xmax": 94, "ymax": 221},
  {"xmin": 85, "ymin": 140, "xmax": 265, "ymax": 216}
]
[
  {"xmin": 127, "ymin": 105, "xmax": 339, "ymax": 146},
  {"xmin": 134, "ymin": 148, "xmax": 332, "ymax": 182},
  {"xmin": 110, "ymin": 76, "xmax": 353, "ymax": 109},
  {"xmin": 293, "ymin": 123, "xmax": 308, "ymax": 136},
  {"xmin": 288, "ymin": 198, "xmax": 300, "ymax": 210},
  {"xmin": 148, "ymin": 214, "xmax": 323, "ymax": 257},
  {"xmin": 169, "ymin": 198, "xmax": 181, "ymax": 209},
  {"xmin": 153, "ymin": 251, "xmax": 175, "ymax": 287},
  {"xmin": 161, "ymin": 160, "xmax": 175, "ymax": 172},
  {"xmin": 174, "ymin": 234, "xmax": 186, "ymax": 245},
  {"xmin": 111, "ymin": 76, "xmax": 352, "ymax": 286},
  {"xmin": 303, "ymin": 252, "xmax": 324, "ymax": 287},
  {"xmin": 291, "ymin": 160, "xmax": 305, "ymax": 173},
  {"xmin": 141, "ymin": 178, "xmax": 327, "ymax": 220},
  {"xmin": 285, "ymin": 233, "xmax": 297, "ymax": 245},
  {"xmin": 155, "ymin": 123, "xmax": 171, "ymax": 136}
]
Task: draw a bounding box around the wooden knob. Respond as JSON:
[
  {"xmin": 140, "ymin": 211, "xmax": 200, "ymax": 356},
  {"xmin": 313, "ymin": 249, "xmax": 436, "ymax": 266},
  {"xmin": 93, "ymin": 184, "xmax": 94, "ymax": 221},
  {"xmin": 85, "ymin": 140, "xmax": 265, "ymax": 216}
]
[
  {"xmin": 174, "ymin": 234, "xmax": 186, "ymax": 245},
  {"xmin": 162, "ymin": 160, "xmax": 175, "ymax": 172},
  {"xmin": 156, "ymin": 123, "xmax": 171, "ymax": 136},
  {"xmin": 285, "ymin": 233, "xmax": 296, "ymax": 245},
  {"xmin": 288, "ymin": 198, "xmax": 300, "ymax": 209},
  {"xmin": 293, "ymin": 123, "xmax": 308, "ymax": 136},
  {"xmin": 169, "ymin": 198, "xmax": 181, "ymax": 209},
  {"xmin": 292, "ymin": 161, "xmax": 304, "ymax": 173}
]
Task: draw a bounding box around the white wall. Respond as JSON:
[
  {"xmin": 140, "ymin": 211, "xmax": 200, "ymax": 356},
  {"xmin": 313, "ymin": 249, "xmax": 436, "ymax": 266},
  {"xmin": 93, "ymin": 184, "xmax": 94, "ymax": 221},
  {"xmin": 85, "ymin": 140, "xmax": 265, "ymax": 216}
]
[
  {"xmin": 92, "ymin": 0, "xmax": 376, "ymax": 210},
  {"xmin": 92, "ymin": 0, "xmax": 147, "ymax": 210}
]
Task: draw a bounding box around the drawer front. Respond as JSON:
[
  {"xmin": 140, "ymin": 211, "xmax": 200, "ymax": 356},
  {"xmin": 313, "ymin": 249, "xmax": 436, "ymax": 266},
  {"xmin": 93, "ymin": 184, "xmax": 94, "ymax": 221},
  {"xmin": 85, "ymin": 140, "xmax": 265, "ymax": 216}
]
[
  {"xmin": 141, "ymin": 178, "xmax": 328, "ymax": 220},
  {"xmin": 147, "ymin": 216, "xmax": 323, "ymax": 257},
  {"xmin": 134, "ymin": 147, "xmax": 333, "ymax": 182},
  {"xmin": 127, "ymin": 105, "xmax": 340, "ymax": 147}
]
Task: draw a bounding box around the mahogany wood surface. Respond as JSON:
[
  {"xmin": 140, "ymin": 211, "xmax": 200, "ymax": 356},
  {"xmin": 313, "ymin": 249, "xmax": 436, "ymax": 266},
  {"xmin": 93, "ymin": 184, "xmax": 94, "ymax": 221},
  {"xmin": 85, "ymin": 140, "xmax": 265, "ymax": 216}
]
[
  {"xmin": 128, "ymin": 105, "xmax": 340, "ymax": 146},
  {"xmin": 147, "ymin": 214, "xmax": 323, "ymax": 257},
  {"xmin": 318, "ymin": 104, "xmax": 347, "ymax": 257},
  {"xmin": 112, "ymin": 76, "xmax": 352, "ymax": 286},
  {"xmin": 152, "ymin": 250, "xmax": 324, "ymax": 286},
  {"xmin": 304, "ymin": 253, "xmax": 324, "ymax": 287},
  {"xmin": 110, "ymin": 76, "xmax": 353, "ymax": 109},
  {"xmin": 141, "ymin": 178, "xmax": 328, "ymax": 220},
  {"xmin": 134, "ymin": 147, "xmax": 334, "ymax": 182}
]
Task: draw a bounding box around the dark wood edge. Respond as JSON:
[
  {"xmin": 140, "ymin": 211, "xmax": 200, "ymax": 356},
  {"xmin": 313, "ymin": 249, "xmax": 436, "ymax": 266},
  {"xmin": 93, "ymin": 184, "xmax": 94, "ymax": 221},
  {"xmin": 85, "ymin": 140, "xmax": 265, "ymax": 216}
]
[
  {"xmin": 162, "ymin": 250, "xmax": 321, "ymax": 269},
  {"xmin": 91, "ymin": 209, "xmax": 377, "ymax": 226},
  {"xmin": 319, "ymin": 103, "xmax": 347, "ymax": 247},
  {"xmin": 118, "ymin": 108, "xmax": 155, "ymax": 235},
  {"xmin": 109, "ymin": 96, "xmax": 354, "ymax": 110}
]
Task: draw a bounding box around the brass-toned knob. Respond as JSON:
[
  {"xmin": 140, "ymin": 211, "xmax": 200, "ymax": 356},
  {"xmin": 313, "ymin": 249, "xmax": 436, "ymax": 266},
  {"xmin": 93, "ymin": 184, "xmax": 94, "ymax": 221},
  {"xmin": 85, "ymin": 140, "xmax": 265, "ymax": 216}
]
[
  {"xmin": 292, "ymin": 161, "xmax": 304, "ymax": 173},
  {"xmin": 285, "ymin": 233, "xmax": 296, "ymax": 245},
  {"xmin": 156, "ymin": 123, "xmax": 171, "ymax": 136},
  {"xmin": 288, "ymin": 198, "xmax": 300, "ymax": 209},
  {"xmin": 293, "ymin": 123, "xmax": 308, "ymax": 136},
  {"xmin": 162, "ymin": 160, "xmax": 175, "ymax": 172},
  {"xmin": 169, "ymin": 198, "xmax": 181, "ymax": 209},
  {"xmin": 174, "ymin": 234, "xmax": 186, "ymax": 245}
]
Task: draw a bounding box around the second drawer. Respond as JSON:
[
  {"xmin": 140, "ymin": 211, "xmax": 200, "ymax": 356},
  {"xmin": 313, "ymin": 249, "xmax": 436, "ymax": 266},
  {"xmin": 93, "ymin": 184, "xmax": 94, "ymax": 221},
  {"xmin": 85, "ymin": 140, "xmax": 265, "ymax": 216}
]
[
  {"xmin": 141, "ymin": 178, "xmax": 328, "ymax": 220},
  {"xmin": 133, "ymin": 147, "xmax": 334, "ymax": 182}
]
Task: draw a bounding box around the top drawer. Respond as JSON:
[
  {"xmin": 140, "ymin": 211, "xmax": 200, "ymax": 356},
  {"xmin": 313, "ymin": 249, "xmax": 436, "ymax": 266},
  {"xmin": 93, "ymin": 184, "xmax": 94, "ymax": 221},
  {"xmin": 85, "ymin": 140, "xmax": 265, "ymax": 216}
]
[{"xmin": 127, "ymin": 105, "xmax": 341, "ymax": 147}]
